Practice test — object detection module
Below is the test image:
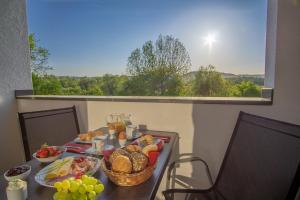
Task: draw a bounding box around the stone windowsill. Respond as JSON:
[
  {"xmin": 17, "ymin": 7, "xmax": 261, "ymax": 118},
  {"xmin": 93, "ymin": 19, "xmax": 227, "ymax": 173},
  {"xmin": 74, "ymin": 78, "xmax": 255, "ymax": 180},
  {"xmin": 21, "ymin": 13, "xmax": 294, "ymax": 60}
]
[{"xmin": 16, "ymin": 94, "xmax": 272, "ymax": 105}]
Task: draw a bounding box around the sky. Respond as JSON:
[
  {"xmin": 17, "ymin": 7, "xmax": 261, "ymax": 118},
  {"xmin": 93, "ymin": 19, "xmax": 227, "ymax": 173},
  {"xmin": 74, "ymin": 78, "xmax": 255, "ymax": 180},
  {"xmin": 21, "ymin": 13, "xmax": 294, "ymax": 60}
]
[{"xmin": 27, "ymin": 0, "xmax": 267, "ymax": 76}]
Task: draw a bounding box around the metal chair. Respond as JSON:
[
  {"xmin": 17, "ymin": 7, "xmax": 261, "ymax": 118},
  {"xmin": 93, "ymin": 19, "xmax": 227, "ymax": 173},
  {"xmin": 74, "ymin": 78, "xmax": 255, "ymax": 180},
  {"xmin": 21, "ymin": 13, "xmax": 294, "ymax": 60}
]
[
  {"xmin": 19, "ymin": 106, "xmax": 80, "ymax": 161},
  {"xmin": 163, "ymin": 112, "xmax": 300, "ymax": 200}
]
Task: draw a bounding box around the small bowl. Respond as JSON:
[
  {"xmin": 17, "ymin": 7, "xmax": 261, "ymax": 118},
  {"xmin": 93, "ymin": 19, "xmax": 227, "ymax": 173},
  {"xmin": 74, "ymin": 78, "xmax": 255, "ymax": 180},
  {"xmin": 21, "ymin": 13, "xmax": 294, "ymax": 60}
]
[
  {"xmin": 4, "ymin": 164, "xmax": 31, "ymax": 181},
  {"xmin": 33, "ymin": 146, "xmax": 65, "ymax": 163}
]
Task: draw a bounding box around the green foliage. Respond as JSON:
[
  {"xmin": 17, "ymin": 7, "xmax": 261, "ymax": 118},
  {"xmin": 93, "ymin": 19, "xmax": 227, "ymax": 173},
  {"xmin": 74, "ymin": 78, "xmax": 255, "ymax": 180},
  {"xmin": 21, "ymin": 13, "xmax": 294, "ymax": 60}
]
[
  {"xmin": 192, "ymin": 65, "xmax": 229, "ymax": 96},
  {"xmin": 127, "ymin": 35, "xmax": 191, "ymax": 96},
  {"xmin": 226, "ymin": 76, "xmax": 264, "ymax": 86},
  {"xmin": 229, "ymin": 81, "xmax": 261, "ymax": 97},
  {"xmin": 29, "ymin": 33, "xmax": 262, "ymax": 97},
  {"xmin": 29, "ymin": 33, "xmax": 52, "ymax": 75},
  {"xmin": 32, "ymin": 73, "xmax": 262, "ymax": 97},
  {"xmin": 100, "ymin": 74, "xmax": 128, "ymax": 96},
  {"xmin": 32, "ymin": 73, "xmax": 62, "ymax": 95}
]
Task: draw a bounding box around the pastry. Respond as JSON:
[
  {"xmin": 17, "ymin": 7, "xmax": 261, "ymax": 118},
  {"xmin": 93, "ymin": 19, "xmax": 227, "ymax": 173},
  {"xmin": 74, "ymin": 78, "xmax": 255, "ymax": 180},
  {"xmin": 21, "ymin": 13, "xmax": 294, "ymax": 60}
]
[
  {"xmin": 78, "ymin": 131, "xmax": 103, "ymax": 141},
  {"xmin": 126, "ymin": 145, "xmax": 142, "ymax": 153},
  {"xmin": 94, "ymin": 130, "xmax": 103, "ymax": 136},
  {"xmin": 142, "ymin": 144, "xmax": 158, "ymax": 157},
  {"xmin": 143, "ymin": 135, "xmax": 154, "ymax": 144},
  {"xmin": 131, "ymin": 152, "xmax": 148, "ymax": 172},
  {"xmin": 111, "ymin": 155, "xmax": 132, "ymax": 173}
]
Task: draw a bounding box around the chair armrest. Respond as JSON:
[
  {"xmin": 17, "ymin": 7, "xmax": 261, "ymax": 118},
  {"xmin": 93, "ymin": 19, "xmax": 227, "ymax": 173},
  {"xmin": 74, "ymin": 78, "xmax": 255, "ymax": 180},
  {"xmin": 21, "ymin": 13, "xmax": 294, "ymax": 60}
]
[{"xmin": 167, "ymin": 155, "xmax": 214, "ymax": 187}]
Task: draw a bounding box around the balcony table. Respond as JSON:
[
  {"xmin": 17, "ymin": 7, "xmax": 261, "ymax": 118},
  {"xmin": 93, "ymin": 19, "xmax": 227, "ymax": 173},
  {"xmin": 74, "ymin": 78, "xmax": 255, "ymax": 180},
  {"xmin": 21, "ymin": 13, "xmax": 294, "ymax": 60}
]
[{"xmin": 0, "ymin": 128, "xmax": 178, "ymax": 200}]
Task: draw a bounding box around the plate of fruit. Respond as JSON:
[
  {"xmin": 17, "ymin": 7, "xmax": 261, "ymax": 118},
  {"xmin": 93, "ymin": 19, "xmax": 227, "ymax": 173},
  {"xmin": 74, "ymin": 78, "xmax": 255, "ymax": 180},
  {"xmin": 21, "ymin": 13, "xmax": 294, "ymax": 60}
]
[
  {"xmin": 35, "ymin": 156, "xmax": 101, "ymax": 188},
  {"xmin": 33, "ymin": 144, "xmax": 66, "ymax": 163}
]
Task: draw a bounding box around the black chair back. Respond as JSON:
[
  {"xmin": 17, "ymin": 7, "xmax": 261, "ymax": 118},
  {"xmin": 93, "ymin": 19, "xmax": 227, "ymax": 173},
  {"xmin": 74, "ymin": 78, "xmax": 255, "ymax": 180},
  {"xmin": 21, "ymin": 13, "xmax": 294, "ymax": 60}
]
[
  {"xmin": 215, "ymin": 112, "xmax": 300, "ymax": 200},
  {"xmin": 19, "ymin": 106, "xmax": 80, "ymax": 161}
]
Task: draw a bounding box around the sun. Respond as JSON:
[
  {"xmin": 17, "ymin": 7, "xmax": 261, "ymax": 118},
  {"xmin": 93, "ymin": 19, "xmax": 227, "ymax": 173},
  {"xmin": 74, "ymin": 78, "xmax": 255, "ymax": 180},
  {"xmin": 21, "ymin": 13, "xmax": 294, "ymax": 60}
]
[{"xmin": 203, "ymin": 33, "xmax": 217, "ymax": 50}]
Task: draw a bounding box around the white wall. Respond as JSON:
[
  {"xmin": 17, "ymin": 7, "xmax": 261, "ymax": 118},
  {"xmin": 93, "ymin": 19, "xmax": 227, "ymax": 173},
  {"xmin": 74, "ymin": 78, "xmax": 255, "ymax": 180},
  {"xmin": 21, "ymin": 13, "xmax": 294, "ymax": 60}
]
[{"xmin": 0, "ymin": 0, "xmax": 32, "ymax": 172}]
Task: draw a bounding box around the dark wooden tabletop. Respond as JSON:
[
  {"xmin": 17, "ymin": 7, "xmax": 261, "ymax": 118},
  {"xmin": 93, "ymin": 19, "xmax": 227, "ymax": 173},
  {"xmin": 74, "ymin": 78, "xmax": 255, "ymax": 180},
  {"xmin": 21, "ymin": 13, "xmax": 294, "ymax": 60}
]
[{"xmin": 0, "ymin": 129, "xmax": 178, "ymax": 200}]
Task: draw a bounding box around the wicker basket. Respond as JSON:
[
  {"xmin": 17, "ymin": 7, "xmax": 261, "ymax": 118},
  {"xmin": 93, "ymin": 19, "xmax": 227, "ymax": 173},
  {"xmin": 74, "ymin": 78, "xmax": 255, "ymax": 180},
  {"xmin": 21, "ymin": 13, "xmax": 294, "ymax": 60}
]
[{"xmin": 100, "ymin": 159, "xmax": 156, "ymax": 186}]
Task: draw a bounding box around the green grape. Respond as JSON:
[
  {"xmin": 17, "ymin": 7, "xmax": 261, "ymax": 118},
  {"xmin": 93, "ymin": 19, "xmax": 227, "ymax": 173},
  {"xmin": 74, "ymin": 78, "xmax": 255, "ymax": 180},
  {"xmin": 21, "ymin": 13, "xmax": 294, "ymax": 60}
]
[
  {"xmin": 89, "ymin": 178, "xmax": 98, "ymax": 186},
  {"xmin": 54, "ymin": 182, "xmax": 64, "ymax": 192},
  {"xmin": 71, "ymin": 191, "xmax": 80, "ymax": 200},
  {"xmin": 76, "ymin": 179, "xmax": 83, "ymax": 185},
  {"xmin": 82, "ymin": 177, "xmax": 91, "ymax": 185},
  {"xmin": 86, "ymin": 185, "xmax": 94, "ymax": 192},
  {"xmin": 53, "ymin": 192, "xmax": 60, "ymax": 200},
  {"xmin": 86, "ymin": 177, "xmax": 94, "ymax": 185},
  {"xmin": 65, "ymin": 193, "xmax": 72, "ymax": 200},
  {"xmin": 79, "ymin": 193, "xmax": 88, "ymax": 200},
  {"xmin": 54, "ymin": 182, "xmax": 62, "ymax": 189},
  {"xmin": 53, "ymin": 176, "xmax": 104, "ymax": 200},
  {"xmin": 78, "ymin": 184, "xmax": 87, "ymax": 194},
  {"xmin": 88, "ymin": 191, "xmax": 96, "ymax": 200},
  {"xmin": 59, "ymin": 191, "xmax": 68, "ymax": 200},
  {"xmin": 94, "ymin": 184, "xmax": 104, "ymax": 193},
  {"xmin": 61, "ymin": 180, "xmax": 71, "ymax": 191},
  {"xmin": 69, "ymin": 181, "xmax": 80, "ymax": 192},
  {"xmin": 81, "ymin": 175, "xmax": 88, "ymax": 181}
]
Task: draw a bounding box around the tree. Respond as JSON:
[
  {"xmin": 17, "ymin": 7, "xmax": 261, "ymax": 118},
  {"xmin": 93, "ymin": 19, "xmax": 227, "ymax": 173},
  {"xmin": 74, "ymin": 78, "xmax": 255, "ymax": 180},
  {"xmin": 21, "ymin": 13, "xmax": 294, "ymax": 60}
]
[
  {"xmin": 29, "ymin": 33, "xmax": 52, "ymax": 75},
  {"xmin": 32, "ymin": 73, "xmax": 62, "ymax": 95},
  {"xmin": 127, "ymin": 35, "xmax": 191, "ymax": 95},
  {"xmin": 192, "ymin": 65, "xmax": 229, "ymax": 96},
  {"xmin": 100, "ymin": 74, "xmax": 126, "ymax": 96},
  {"xmin": 229, "ymin": 81, "xmax": 261, "ymax": 97}
]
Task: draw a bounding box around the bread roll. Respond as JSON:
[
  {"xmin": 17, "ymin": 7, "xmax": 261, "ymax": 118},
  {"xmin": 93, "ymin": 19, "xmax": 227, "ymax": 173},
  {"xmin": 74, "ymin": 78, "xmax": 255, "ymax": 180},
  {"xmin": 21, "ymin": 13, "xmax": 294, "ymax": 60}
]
[
  {"xmin": 125, "ymin": 145, "xmax": 142, "ymax": 153},
  {"xmin": 131, "ymin": 152, "xmax": 148, "ymax": 172},
  {"xmin": 109, "ymin": 148, "xmax": 130, "ymax": 164},
  {"xmin": 111, "ymin": 155, "xmax": 132, "ymax": 173}
]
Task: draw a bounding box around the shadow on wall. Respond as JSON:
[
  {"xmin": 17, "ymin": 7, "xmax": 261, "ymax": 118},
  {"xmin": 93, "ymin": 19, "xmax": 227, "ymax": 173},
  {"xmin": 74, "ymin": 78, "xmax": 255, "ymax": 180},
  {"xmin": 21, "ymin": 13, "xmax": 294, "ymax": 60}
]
[
  {"xmin": 74, "ymin": 103, "xmax": 89, "ymax": 132},
  {"xmin": 189, "ymin": 104, "xmax": 241, "ymax": 189},
  {"xmin": 0, "ymin": 95, "xmax": 26, "ymax": 173}
]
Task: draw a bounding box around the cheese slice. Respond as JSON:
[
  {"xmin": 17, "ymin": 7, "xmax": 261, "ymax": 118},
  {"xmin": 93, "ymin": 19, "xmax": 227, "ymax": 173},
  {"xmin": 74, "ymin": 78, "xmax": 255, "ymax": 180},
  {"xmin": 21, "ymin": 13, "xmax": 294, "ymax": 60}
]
[{"xmin": 45, "ymin": 157, "xmax": 74, "ymax": 179}]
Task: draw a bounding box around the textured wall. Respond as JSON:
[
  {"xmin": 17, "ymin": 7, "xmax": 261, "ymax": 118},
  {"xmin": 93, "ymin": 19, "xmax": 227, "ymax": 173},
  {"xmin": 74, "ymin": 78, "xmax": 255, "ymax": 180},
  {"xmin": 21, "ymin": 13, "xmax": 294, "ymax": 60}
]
[{"xmin": 0, "ymin": 0, "xmax": 32, "ymax": 172}]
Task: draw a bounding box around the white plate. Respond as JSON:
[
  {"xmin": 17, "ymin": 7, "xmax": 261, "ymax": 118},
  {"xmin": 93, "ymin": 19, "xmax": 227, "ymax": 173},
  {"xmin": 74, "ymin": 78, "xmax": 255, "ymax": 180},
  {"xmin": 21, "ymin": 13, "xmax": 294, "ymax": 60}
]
[
  {"xmin": 85, "ymin": 147, "xmax": 103, "ymax": 156},
  {"xmin": 73, "ymin": 137, "xmax": 92, "ymax": 144},
  {"xmin": 35, "ymin": 155, "xmax": 100, "ymax": 188}
]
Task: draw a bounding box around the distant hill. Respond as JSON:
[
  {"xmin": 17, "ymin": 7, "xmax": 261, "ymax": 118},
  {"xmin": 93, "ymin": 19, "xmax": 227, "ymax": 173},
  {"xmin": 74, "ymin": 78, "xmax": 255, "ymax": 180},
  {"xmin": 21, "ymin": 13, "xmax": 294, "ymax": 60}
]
[
  {"xmin": 56, "ymin": 71, "xmax": 265, "ymax": 86},
  {"xmin": 184, "ymin": 71, "xmax": 265, "ymax": 86}
]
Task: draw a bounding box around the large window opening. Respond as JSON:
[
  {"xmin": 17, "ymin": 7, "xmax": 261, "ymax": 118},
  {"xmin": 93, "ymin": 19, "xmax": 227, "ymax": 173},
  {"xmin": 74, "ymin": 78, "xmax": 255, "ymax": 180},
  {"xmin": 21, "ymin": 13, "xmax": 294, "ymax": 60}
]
[{"xmin": 27, "ymin": 0, "xmax": 267, "ymax": 97}]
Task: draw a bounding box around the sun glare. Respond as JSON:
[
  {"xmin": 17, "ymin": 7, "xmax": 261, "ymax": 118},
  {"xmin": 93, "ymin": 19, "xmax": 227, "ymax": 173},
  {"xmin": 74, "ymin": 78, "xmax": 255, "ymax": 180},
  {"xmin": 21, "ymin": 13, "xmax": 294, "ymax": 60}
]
[{"xmin": 203, "ymin": 33, "xmax": 217, "ymax": 51}]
